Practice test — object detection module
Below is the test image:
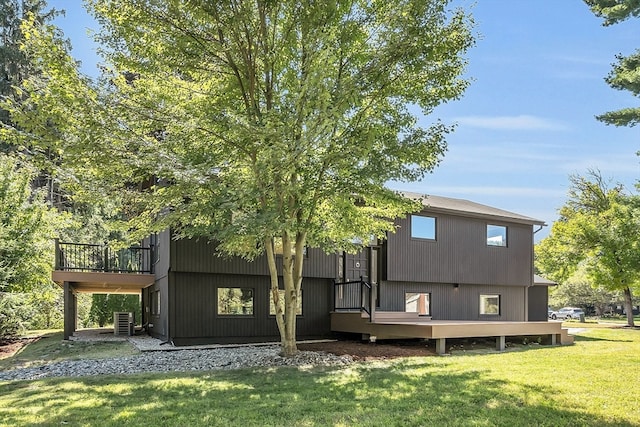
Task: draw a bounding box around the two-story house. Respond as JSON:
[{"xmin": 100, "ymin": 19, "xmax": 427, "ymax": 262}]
[{"xmin": 54, "ymin": 193, "xmax": 571, "ymax": 352}]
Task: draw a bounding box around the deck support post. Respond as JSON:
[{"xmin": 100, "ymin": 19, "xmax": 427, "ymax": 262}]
[
  {"xmin": 63, "ymin": 281, "xmax": 77, "ymax": 340},
  {"xmin": 496, "ymin": 336, "xmax": 505, "ymax": 351},
  {"xmin": 551, "ymin": 334, "xmax": 557, "ymax": 345},
  {"xmin": 435, "ymin": 338, "xmax": 446, "ymax": 355}
]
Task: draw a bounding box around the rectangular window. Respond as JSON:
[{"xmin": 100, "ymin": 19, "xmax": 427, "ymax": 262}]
[
  {"xmin": 269, "ymin": 290, "xmax": 302, "ymax": 315},
  {"xmin": 151, "ymin": 290, "xmax": 160, "ymax": 315},
  {"xmin": 217, "ymin": 288, "xmax": 254, "ymax": 315},
  {"xmin": 273, "ymin": 239, "xmax": 307, "ymax": 256},
  {"xmin": 480, "ymin": 294, "xmax": 500, "ymax": 315},
  {"xmin": 411, "ymin": 215, "xmax": 436, "ymax": 240},
  {"xmin": 405, "ymin": 292, "xmax": 431, "ymax": 316},
  {"xmin": 487, "ymin": 224, "xmax": 507, "ymax": 247}
]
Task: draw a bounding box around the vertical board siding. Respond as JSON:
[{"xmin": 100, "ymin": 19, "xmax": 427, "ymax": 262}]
[
  {"xmin": 172, "ymin": 238, "xmax": 337, "ymax": 279},
  {"xmin": 387, "ymin": 213, "xmax": 534, "ymax": 286},
  {"xmin": 155, "ymin": 230, "xmax": 171, "ymax": 279},
  {"xmin": 147, "ymin": 275, "xmax": 169, "ymax": 340},
  {"xmin": 527, "ymin": 285, "xmax": 550, "ymax": 321},
  {"xmin": 171, "ymin": 272, "xmax": 332, "ymax": 343},
  {"xmin": 380, "ymin": 281, "xmax": 527, "ymax": 321}
]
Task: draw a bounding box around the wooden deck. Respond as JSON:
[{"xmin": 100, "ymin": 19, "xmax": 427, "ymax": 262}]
[
  {"xmin": 52, "ymin": 270, "xmax": 155, "ymax": 294},
  {"xmin": 331, "ymin": 311, "xmax": 573, "ymax": 355}
]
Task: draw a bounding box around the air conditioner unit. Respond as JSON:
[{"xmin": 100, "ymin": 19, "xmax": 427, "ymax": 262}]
[{"xmin": 114, "ymin": 312, "xmax": 134, "ymax": 336}]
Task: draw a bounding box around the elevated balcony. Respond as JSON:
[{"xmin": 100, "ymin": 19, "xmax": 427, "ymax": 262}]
[
  {"xmin": 52, "ymin": 240, "xmax": 156, "ymax": 340},
  {"xmin": 52, "ymin": 240, "xmax": 155, "ymax": 293}
]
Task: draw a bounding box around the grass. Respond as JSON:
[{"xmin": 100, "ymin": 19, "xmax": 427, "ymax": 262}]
[
  {"xmin": 0, "ymin": 331, "xmax": 138, "ymax": 371},
  {"xmin": 1, "ymin": 327, "xmax": 639, "ymax": 426}
]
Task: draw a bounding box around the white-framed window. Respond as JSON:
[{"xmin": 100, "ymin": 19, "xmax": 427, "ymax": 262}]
[
  {"xmin": 217, "ymin": 288, "xmax": 254, "ymax": 315},
  {"xmin": 487, "ymin": 224, "xmax": 507, "ymax": 247},
  {"xmin": 405, "ymin": 292, "xmax": 431, "ymax": 316},
  {"xmin": 480, "ymin": 294, "xmax": 500, "ymax": 315},
  {"xmin": 411, "ymin": 215, "xmax": 436, "ymax": 240},
  {"xmin": 269, "ymin": 290, "xmax": 302, "ymax": 315}
]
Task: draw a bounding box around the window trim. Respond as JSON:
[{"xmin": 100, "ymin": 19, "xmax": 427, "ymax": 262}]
[
  {"xmin": 410, "ymin": 215, "xmax": 437, "ymax": 241},
  {"xmin": 486, "ymin": 224, "xmax": 508, "ymax": 247},
  {"xmin": 405, "ymin": 292, "xmax": 431, "ymax": 316},
  {"xmin": 151, "ymin": 290, "xmax": 160, "ymax": 316},
  {"xmin": 479, "ymin": 294, "xmax": 501, "ymax": 316},
  {"xmin": 217, "ymin": 287, "xmax": 255, "ymax": 316}
]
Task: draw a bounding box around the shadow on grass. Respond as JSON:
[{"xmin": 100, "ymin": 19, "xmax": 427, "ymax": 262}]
[
  {"xmin": 0, "ymin": 361, "xmax": 634, "ymax": 427},
  {"xmin": 572, "ymin": 334, "xmax": 633, "ymax": 343}
]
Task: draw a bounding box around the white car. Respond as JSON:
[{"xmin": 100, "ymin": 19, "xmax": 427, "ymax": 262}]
[{"xmin": 550, "ymin": 307, "xmax": 584, "ymax": 320}]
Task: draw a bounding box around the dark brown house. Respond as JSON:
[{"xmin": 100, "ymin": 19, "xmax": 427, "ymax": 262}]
[
  {"xmin": 130, "ymin": 193, "xmax": 551, "ymax": 345},
  {"xmin": 55, "ymin": 193, "xmax": 570, "ymax": 351}
]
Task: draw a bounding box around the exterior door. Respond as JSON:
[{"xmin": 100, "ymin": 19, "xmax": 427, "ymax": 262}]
[{"xmin": 344, "ymin": 250, "xmax": 369, "ymax": 281}]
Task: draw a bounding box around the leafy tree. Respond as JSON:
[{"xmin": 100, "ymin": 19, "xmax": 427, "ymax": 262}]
[
  {"xmin": 0, "ymin": 0, "xmax": 58, "ymax": 128},
  {"xmin": 0, "ymin": 153, "xmax": 58, "ymax": 293},
  {"xmin": 584, "ymin": 0, "xmax": 640, "ymax": 127},
  {"xmin": 88, "ymin": 294, "xmax": 141, "ymax": 328},
  {"xmin": 549, "ymin": 266, "xmax": 621, "ymax": 316},
  {"xmin": 0, "ymin": 292, "xmax": 31, "ymax": 339},
  {"xmin": 8, "ymin": 1, "xmax": 474, "ymax": 355},
  {"xmin": 536, "ymin": 171, "xmax": 640, "ymax": 326}
]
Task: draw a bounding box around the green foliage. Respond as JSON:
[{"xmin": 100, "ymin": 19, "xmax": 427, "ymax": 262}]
[
  {"xmin": 0, "ymin": 292, "xmax": 31, "ymax": 338},
  {"xmin": 88, "ymin": 294, "xmax": 141, "ymax": 327},
  {"xmin": 536, "ymin": 171, "xmax": 640, "ymax": 325},
  {"xmin": 0, "ymin": 153, "xmax": 59, "ymax": 293},
  {"xmin": 549, "ymin": 266, "xmax": 621, "ymax": 314},
  {"xmin": 584, "ymin": 0, "xmax": 640, "ymax": 25},
  {"xmin": 0, "ymin": 0, "xmax": 59, "ymax": 128},
  {"xmin": 6, "ymin": 0, "xmax": 474, "ymax": 354},
  {"xmin": 584, "ymin": 0, "xmax": 640, "ymax": 127}
]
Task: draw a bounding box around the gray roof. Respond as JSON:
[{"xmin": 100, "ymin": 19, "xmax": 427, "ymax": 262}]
[
  {"xmin": 401, "ymin": 192, "xmax": 546, "ymax": 226},
  {"xmin": 534, "ymin": 274, "xmax": 557, "ymax": 286}
]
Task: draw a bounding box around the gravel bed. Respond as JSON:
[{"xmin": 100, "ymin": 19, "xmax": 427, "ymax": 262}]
[{"xmin": 0, "ymin": 345, "xmax": 354, "ymax": 382}]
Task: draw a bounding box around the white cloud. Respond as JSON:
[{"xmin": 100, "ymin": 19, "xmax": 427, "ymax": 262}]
[{"xmin": 454, "ymin": 115, "xmax": 569, "ymax": 131}]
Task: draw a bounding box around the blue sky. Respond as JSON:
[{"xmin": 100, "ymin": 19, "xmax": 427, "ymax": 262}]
[{"xmin": 49, "ymin": 0, "xmax": 639, "ymax": 240}]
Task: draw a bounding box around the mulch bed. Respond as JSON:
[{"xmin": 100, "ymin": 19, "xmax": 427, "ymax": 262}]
[
  {"xmin": 0, "ymin": 337, "xmax": 37, "ymax": 360},
  {"xmin": 298, "ymin": 339, "xmax": 436, "ymax": 360}
]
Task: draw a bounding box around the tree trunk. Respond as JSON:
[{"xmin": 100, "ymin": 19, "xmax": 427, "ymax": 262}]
[
  {"xmin": 623, "ymin": 287, "xmax": 635, "ymax": 327},
  {"xmin": 280, "ymin": 231, "xmax": 298, "ymax": 357}
]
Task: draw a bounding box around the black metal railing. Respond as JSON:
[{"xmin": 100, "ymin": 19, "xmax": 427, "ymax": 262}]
[
  {"xmin": 54, "ymin": 240, "xmax": 154, "ymax": 274},
  {"xmin": 333, "ymin": 276, "xmax": 374, "ymax": 321}
]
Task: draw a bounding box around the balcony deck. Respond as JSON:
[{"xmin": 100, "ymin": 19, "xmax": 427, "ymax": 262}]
[
  {"xmin": 52, "ymin": 240, "xmax": 155, "ymax": 292},
  {"xmin": 53, "ymin": 241, "xmax": 156, "ymax": 340}
]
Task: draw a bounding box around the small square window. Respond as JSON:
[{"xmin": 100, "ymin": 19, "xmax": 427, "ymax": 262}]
[
  {"xmin": 269, "ymin": 290, "xmax": 302, "ymax": 315},
  {"xmin": 217, "ymin": 288, "xmax": 254, "ymax": 315},
  {"xmin": 487, "ymin": 225, "xmax": 507, "ymax": 247},
  {"xmin": 480, "ymin": 294, "xmax": 500, "ymax": 315},
  {"xmin": 405, "ymin": 292, "xmax": 431, "ymax": 316},
  {"xmin": 411, "ymin": 215, "xmax": 436, "ymax": 240}
]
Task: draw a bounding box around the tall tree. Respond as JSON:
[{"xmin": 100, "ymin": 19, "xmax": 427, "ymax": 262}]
[
  {"xmin": 8, "ymin": 1, "xmax": 474, "ymax": 355},
  {"xmin": 584, "ymin": 0, "xmax": 640, "ymax": 127},
  {"xmin": 0, "ymin": 0, "xmax": 57, "ymax": 130},
  {"xmin": 0, "ymin": 153, "xmax": 58, "ymax": 293},
  {"xmin": 536, "ymin": 171, "xmax": 640, "ymax": 326}
]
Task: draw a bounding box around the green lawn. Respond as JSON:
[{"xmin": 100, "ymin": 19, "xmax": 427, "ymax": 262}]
[
  {"xmin": 0, "ymin": 331, "xmax": 138, "ymax": 371},
  {"xmin": 1, "ymin": 327, "xmax": 639, "ymax": 426}
]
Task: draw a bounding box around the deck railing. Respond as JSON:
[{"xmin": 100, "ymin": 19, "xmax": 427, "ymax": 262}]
[
  {"xmin": 54, "ymin": 240, "xmax": 154, "ymax": 274},
  {"xmin": 333, "ymin": 276, "xmax": 375, "ymax": 321}
]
